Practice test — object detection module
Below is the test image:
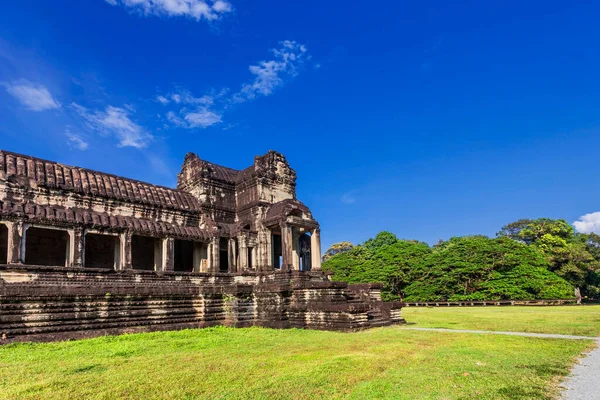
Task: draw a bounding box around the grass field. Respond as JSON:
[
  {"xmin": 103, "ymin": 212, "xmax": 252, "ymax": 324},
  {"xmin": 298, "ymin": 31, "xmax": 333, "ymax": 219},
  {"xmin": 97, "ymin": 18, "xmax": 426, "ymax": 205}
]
[
  {"xmin": 402, "ymin": 305, "xmax": 600, "ymax": 337},
  {"xmin": 0, "ymin": 322, "xmax": 594, "ymax": 399}
]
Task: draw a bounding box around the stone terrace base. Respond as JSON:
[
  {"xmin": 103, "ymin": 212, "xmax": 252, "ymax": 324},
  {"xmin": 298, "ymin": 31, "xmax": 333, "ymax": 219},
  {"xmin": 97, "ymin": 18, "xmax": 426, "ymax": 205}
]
[{"xmin": 0, "ymin": 265, "xmax": 403, "ymax": 343}]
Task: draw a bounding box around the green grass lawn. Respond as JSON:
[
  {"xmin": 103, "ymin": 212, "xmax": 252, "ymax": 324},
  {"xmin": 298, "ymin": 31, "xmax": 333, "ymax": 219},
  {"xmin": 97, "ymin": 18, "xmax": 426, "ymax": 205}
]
[
  {"xmin": 402, "ymin": 305, "xmax": 600, "ymax": 337},
  {"xmin": 0, "ymin": 325, "xmax": 593, "ymax": 400}
]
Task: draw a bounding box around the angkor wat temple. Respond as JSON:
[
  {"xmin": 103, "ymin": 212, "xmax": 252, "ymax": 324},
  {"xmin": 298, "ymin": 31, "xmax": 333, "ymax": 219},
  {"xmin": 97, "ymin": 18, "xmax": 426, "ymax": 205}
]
[{"xmin": 0, "ymin": 149, "xmax": 402, "ymax": 343}]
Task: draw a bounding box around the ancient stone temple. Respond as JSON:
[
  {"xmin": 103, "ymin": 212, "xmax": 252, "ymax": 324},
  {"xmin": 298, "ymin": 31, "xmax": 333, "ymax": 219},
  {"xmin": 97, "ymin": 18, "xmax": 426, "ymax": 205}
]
[{"xmin": 0, "ymin": 149, "xmax": 402, "ymax": 343}]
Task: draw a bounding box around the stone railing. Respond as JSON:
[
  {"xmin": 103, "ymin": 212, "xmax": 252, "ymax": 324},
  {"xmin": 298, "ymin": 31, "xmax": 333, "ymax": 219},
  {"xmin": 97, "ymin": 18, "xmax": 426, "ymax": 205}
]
[{"xmin": 401, "ymin": 299, "xmax": 577, "ymax": 307}]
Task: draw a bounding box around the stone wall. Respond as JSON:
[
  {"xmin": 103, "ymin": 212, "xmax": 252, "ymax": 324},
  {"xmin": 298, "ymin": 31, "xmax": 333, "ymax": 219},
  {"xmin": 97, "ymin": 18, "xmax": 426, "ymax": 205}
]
[{"xmin": 0, "ymin": 265, "xmax": 403, "ymax": 343}]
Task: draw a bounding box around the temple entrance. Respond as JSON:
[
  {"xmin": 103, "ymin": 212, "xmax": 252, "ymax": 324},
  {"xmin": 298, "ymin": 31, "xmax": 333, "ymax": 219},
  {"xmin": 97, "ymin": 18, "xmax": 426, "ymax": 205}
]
[
  {"xmin": 0, "ymin": 224, "xmax": 7, "ymax": 264},
  {"xmin": 174, "ymin": 239, "xmax": 194, "ymax": 272},
  {"xmin": 219, "ymin": 238, "xmax": 229, "ymax": 272},
  {"xmin": 272, "ymin": 233, "xmax": 282, "ymax": 269},
  {"xmin": 25, "ymin": 227, "xmax": 69, "ymax": 266},
  {"xmin": 132, "ymin": 235, "xmax": 161, "ymax": 271},
  {"xmin": 85, "ymin": 233, "xmax": 119, "ymax": 269},
  {"xmin": 299, "ymin": 232, "xmax": 312, "ymax": 271}
]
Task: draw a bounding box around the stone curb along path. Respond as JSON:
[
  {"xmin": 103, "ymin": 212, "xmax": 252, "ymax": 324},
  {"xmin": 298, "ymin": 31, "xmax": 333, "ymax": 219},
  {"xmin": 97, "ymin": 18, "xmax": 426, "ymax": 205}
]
[{"xmin": 401, "ymin": 327, "xmax": 600, "ymax": 399}]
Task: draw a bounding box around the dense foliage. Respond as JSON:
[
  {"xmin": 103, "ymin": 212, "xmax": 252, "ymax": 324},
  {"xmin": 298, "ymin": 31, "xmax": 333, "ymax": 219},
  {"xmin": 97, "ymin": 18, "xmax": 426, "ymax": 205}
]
[{"xmin": 323, "ymin": 218, "xmax": 600, "ymax": 302}]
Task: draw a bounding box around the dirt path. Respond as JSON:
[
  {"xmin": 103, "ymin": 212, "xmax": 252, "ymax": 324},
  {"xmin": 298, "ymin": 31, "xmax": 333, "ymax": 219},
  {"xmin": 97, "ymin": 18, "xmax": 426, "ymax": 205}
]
[{"xmin": 561, "ymin": 339, "xmax": 600, "ymax": 400}]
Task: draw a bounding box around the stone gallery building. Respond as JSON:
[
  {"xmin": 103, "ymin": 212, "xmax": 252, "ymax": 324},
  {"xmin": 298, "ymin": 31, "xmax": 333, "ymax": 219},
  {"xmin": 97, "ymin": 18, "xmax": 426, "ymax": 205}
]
[{"xmin": 0, "ymin": 149, "xmax": 402, "ymax": 342}]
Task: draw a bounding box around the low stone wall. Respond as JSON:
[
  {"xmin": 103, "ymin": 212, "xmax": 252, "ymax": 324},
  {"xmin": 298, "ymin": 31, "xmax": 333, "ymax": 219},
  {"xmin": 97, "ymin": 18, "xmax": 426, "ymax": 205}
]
[
  {"xmin": 401, "ymin": 299, "xmax": 577, "ymax": 307},
  {"xmin": 0, "ymin": 265, "xmax": 403, "ymax": 343}
]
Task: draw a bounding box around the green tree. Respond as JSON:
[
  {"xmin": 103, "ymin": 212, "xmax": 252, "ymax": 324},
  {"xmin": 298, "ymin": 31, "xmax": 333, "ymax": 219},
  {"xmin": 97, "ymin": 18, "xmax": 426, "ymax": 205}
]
[
  {"xmin": 498, "ymin": 218, "xmax": 600, "ymax": 296},
  {"xmin": 322, "ymin": 239, "xmax": 431, "ymax": 301},
  {"xmin": 363, "ymin": 231, "xmax": 399, "ymax": 250},
  {"xmin": 497, "ymin": 218, "xmax": 573, "ymax": 245},
  {"xmin": 403, "ymin": 236, "xmax": 574, "ymax": 302}
]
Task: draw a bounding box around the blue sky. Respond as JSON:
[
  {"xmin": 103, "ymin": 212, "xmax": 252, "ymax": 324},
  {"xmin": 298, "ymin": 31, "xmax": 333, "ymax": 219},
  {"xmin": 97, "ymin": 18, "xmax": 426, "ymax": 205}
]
[{"xmin": 1, "ymin": 1, "xmax": 600, "ymax": 250}]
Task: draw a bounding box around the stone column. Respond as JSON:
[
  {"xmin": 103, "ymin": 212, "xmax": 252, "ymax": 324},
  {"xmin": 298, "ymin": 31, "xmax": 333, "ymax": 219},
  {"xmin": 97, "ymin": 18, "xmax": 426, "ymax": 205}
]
[
  {"xmin": 71, "ymin": 228, "xmax": 84, "ymax": 267},
  {"xmin": 153, "ymin": 238, "xmax": 164, "ymax": 272},
  {"xmin": 280, "ymin": 222, "xmax": 293, "ymax": 271},
  {"xmin": 193, "ymin": 242, "xmax": 208, "ymax": 273},
  {"xmin": 238, "ymin": 235, "xmax": 248, "ymax": 271},
  {"xmin": 228, "ymin": 238, "xmax": 236, "ymax": 273},
  {"xmin": 120, "ymin": 231, "xmax": 132, "ymax": 270},
  {"xmin": 292, "ymin": 227, "xmax": 300, "ymax": 271},
  {"xmin": 256, "ymin": 228, "xmax": 272, "ymax": 271},
  {"xmin": 210, "ymin": 237, "xmax": 220, "ymax": 273},
  {"xmin": 163, "ymin": 238, "xmax": 174, "ymax": 272},
  {"xmin": 311, "ymin": 228, "xmax": 322, "ymax": 270},
  {"xmin": 6, "ymin": 221, "xmax": 23, "ymax": 264}
]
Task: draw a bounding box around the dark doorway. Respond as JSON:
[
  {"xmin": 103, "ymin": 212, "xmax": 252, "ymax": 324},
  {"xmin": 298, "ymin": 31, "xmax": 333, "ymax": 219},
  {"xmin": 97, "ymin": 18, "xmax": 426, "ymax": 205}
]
[
  {"xmin": 272, "ymin": 233, "xmax": 282, "ymax": 269},
  {"xmin": 85, "ymin": 233, "xmax": 118, "ymax": 269},
  {"xmin": 0, "ymin": 224, "xmax": 8, "ymax": 264},
  {"xmin": 25, "ymin": 227, "xmax": 69, "ymax": 266},
  {"xmin": 132, "ymin": 235, "xmax": 159, "ymax": 271},
  {"xmin": 174, "ymin": 239, "xmax": 194, "ymax": 272},
  {"xmin": 299, "ymin": 233, "xmax": 312, "ymax": 271},
  {"xmin": 219, "ymin": 238, "xmax": 229, "ymax": 272},
  {"xmin": 247, "ymin": 247, "xmax": 253, "ymax": 270}
]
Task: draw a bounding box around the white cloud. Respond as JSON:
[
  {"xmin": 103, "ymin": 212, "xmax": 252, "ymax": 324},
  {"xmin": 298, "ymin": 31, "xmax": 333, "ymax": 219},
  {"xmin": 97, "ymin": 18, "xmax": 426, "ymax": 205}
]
[
  {"xmin": 234, "ymin": 40, "xmax": 310, "ymax": 102},
  {"xmin": 184, "ymin": 108, "xmax": 222, "ymax": 128},
  {"xmin": 167, "ymin": 108, "xmax": 221, "ymax": 129},
  {"xmin": 156, "ymin": 95, "xmax": 170, "ymax": 105},
  {"xmin": 166, "ymin": 111, "xmax": 185, "ymax": 126},
  {"xmin": 2, "ymin": 80, "xmax": 61, "ymax": 111},
  {"xmin": 73, "ymin": 103, "xmax": 152, "ymax": 148},
  {"xmin": 167, "ymin": 90, "xmax": 213, "ymax": 105},
  {"xmin": 105, "ymin": 0, "xmax": 233, "ymax": 21},
  {"xmin": 65, "ymin": 130, "xmax": 89, "ymax": 151},
  {"xmin": 573, "ymin": 212, "xmax": 600, "ymax": 234}
]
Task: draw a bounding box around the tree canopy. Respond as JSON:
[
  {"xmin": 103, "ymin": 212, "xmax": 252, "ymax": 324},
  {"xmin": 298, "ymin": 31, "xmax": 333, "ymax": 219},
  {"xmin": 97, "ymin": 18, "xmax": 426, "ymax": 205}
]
[{"xmin": 322, "ymin": 218, "xmax": 600, "ymax": 302}]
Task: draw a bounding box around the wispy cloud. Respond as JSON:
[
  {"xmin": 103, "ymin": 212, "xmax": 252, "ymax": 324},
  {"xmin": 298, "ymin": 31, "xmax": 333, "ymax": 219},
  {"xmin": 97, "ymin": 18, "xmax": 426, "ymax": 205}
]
[
  {"xmin": 73, "ymin": 103, "xmax": 152, "ymax": 148},
  {"xmin": 156, "ymin": 95, "xmax": 170, "ymax": 105},
  {"xmin": 340, "ymin": 192, "xmax": 357, "ymax": 204},
  {"xmin": 166, "ymin": 108, "xmax": 222, "ymax": 128},
  {"xmin": 105, "ymin": 0, "xmax": 233, "ymax": 21},
  {"xmin": 234, "ymin": 40, "xmax": 310, "ymax": 102},
  {"xmin": 2, "ymin": 80, "xmax": 61, "ymax": 111},
  {"xmin": 184, "ymin": 108, "xmax": 222, "ymax": 128},
  {"xmin": 573, "ymin": 212, "xmax": 600, "ymax": 234},
  {"xmin": 65, "ymin": 129, "xmax": 89, "ymax": 151},
  {"xmin": 160, "ymin": 41, "xmax": 311, "ymax": 130}
]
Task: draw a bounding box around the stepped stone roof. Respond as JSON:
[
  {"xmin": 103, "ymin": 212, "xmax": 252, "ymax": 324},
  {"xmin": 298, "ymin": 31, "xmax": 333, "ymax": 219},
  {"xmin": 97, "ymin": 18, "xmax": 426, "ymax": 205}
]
[{"xmin": 0, "ymin": 150, "xmax": 201, "ymax": 213}]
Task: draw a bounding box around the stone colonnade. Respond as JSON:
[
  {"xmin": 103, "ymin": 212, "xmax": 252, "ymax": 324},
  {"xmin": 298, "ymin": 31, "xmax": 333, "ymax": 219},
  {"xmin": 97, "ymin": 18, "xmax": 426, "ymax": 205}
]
[{"xmin": 0, "ymin": 220, "xmax": 322, "ymax": 273}]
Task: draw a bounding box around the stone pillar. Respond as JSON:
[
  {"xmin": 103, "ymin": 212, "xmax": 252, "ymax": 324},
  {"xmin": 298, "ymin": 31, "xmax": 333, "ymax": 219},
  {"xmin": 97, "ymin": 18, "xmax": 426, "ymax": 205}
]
[
  {"xmin": 163, "ymin": 238, "xmax": 174, "ymax": 272},
  {"xmin": 71, "ymin": 228, "xmax": 84, "ymax": 267},
  {"xmin": 153, "ymin": 238, "xmax": 164, "ymax": 272},
  {"xmin": 228, "ymin": 238, "xmax": 236, "ymax": 273},
  {"xmin": 292, "ymin": 227, "xmax": 300, "ymax": 271},
  {"xmin": 120, "ymin": 231, "xmax": 132, "ymax": 270},
  {"xmin": 193, "ymin": 242, "xmax": 208, "ymax": 273},
  {"xmin": 238, "ymin": 235, "xmax": 248, "ymax": 271},
  {"xmin": 6, "ymin": 221, "xmax": 23, "ymax": 264},
  {"xmin": 256, "ymin": 228, "xmax": 272, "ymax": 271},
  {"xmin": 311, "ymin": 228, "xmax": 322, "ymax": 270},
  {"xmin": 280, "ymin": 222, "xmax": 293, "ymax": 271},
  {"xmin": 210, "ymin": 237, "xmax": 220, "ymax": 273}
]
